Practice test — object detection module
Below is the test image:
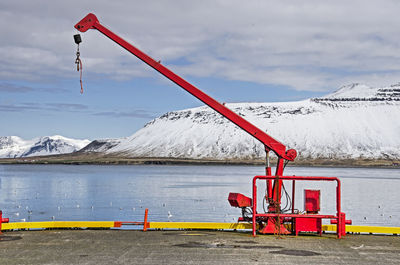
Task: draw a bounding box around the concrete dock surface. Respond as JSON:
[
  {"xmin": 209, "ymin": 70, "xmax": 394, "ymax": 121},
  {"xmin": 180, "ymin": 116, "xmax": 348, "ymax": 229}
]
[{"xmin": 0, "ymin": 230, "xmax": 399, "ymax": 264}]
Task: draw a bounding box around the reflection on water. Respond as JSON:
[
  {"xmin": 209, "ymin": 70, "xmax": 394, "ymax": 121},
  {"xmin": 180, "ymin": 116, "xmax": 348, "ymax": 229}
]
[{"xmin": 0, "ymin": 164, "xmax": 399, "ymax": 227}]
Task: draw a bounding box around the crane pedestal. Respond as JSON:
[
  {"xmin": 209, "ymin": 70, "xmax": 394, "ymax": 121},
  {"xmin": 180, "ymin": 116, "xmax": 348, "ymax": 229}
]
[{"xmin": 258, "ymin": 218, "xmax": 291, "ymax": 235}]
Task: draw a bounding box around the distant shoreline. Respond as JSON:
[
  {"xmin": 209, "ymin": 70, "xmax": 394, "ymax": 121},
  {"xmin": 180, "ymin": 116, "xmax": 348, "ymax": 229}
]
[{"xmin": 0, "ymin": 153, "xmax": 399, "ymax": 168}]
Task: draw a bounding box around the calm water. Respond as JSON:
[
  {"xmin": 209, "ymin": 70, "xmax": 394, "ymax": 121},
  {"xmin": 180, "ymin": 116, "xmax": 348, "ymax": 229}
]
[{"xmin": 0, "ymin": 164, "xmax": 399, "ymax": 227}]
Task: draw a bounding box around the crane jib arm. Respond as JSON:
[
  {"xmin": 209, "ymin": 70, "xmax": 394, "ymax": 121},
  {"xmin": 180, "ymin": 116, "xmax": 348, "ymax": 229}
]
[{"xmin": 75, "ymin": 13, "xmax": 297, "ymax": 161}]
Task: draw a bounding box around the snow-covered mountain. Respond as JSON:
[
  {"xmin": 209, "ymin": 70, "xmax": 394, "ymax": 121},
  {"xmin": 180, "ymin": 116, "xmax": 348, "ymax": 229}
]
[
  {"xmin": 84, "ymin": 83, "xmax": 400, "ymax": 160},
  {"xmin": 0, "ymin": 135, "xmax": 91, "ymax": 158}
]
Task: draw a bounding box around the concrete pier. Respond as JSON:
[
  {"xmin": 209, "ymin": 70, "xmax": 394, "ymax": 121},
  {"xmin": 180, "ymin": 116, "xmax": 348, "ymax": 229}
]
[{"xmin": 0, "ymin": 230, "xmax": 399, "ymax": 264}]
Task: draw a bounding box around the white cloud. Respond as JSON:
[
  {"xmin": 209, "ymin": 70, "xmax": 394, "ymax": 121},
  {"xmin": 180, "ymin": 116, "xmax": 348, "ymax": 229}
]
[{"xmin": 1, "ymin": 0, "xmax": 400, "ymax": 91}]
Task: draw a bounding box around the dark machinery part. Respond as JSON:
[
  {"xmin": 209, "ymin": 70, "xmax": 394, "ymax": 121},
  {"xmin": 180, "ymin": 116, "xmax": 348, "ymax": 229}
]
[{"xmin": 74, "ymin": 34, "xmax": 82, "ymax": 44}]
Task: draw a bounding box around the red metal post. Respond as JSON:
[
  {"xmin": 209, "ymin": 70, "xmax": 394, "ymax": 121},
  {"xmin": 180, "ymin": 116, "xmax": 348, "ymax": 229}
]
[
  {"xmin": 270, "ymin": 158, "xmax": 285, "ymax": 211},
  {"xmin": 340, "ymin": 213, "xmax": 347, "ymax": 236},
  {"xmin": 291, "ymin": 180, "xmax": 295, "ymax": 214},
  {"xmin": 143, "ymin": 208, "xmax": 149, "ymax": 232},
  {"xmin": 252, "ymin": 177, "xmax": 257, "ymax": 237},
  {"xmin": 291, "ymin": 179, "xmax": 296, "ymax": 233},
  {"xmin": 265, "ymin": 149, "xmax": 272, "ymax": 204},
  {"xmin": 0, "ymin": 211, "xmax": 9, "ymax": 234},
  {"xmin": 336, "ymin": 183, "xmax": 342, "ymax": 238}
]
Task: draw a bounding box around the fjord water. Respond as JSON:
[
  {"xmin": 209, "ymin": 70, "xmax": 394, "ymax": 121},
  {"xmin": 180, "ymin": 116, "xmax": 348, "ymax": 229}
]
[{"xmin": 0, "ymin": 164, "xmax": 399, "ymax": 227}]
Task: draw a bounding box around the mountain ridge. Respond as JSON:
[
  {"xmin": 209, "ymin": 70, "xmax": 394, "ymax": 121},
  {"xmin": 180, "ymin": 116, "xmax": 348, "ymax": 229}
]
[
  {"xmin": 3, "ymin": 83, "xmax": 399, "ymax": 162},
  {"xmin": 0, "ymin": 135, "xmax": 90, "ymax": 158},
  {"xmin": 84, "ymin": 83, "xmax": 400, "ymax": 160}
]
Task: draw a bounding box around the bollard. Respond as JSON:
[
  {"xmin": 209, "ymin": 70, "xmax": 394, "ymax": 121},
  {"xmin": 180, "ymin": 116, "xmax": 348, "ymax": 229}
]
[
  {"xmin": 143, "ymin": 208, "xmax": 149, "ymax": 232},
  {"xmin": 0, "ymin": 210, "xmax": 10, "ymax": 234}
]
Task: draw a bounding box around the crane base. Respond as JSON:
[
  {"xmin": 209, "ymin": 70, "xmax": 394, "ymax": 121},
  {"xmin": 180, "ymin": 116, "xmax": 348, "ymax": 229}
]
[{"xmin": 258, "ymin": 218, "xmax": 290, "ymax": 235}]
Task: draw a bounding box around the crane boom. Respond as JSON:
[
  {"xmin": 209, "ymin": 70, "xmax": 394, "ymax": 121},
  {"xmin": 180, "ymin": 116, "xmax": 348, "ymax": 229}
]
[
  {"xmin": 72, "ymin": 13, "xmax": 353, "ymax": 237},
  {"xmin": 73, "ymin": 14, "xmax": 351, "ymax": 237},
  {"xmin": 74, "ymin": 13, "xmax": 297, "ymax": 162}
]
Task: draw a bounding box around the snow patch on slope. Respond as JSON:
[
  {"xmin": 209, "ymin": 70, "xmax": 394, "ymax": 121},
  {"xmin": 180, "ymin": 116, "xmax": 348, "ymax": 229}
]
[{"xmin": 326, "ymin": 83, "xmax": 376, "ymax": 98}]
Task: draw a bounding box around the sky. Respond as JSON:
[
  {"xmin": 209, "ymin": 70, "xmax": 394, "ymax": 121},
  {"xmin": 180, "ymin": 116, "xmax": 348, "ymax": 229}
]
[{"xmin": 1, "ymin": 0, "xmax": 400, "ymax": 140}]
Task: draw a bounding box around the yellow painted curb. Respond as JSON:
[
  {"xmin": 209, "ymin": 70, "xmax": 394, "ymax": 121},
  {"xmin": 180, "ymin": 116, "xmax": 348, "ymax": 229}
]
[
  {"xmin": 323, "ymin": 224, "xmax": 400, "ymax": 234},
  {"xmin": 2, "ymin": 221, "xmax": 115, "ymax": 230},
  {"xmin": 148, "ymin": 222, "xmax": 254, "ymax": 230}
]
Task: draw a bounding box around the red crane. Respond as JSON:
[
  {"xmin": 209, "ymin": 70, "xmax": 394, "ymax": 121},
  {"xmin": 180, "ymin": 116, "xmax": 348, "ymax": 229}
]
[{"xmin": 74, "ymin": 13, "xmax": 349, "ymax": 237}]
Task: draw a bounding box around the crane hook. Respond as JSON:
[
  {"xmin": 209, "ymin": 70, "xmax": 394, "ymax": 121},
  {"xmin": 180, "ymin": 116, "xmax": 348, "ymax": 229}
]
[{"xmin": 74, "ymin": 34, "xmax": 83, "ymax": 94}]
